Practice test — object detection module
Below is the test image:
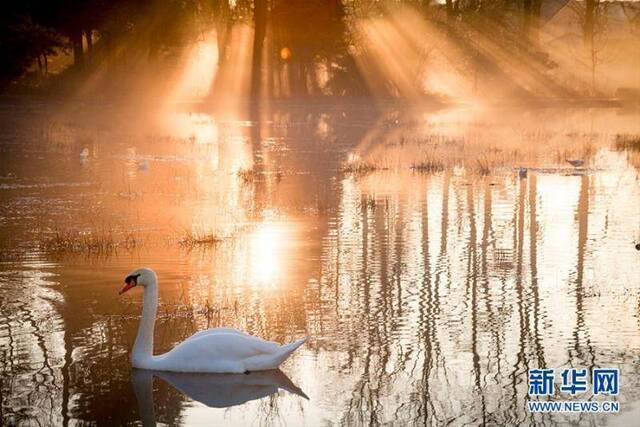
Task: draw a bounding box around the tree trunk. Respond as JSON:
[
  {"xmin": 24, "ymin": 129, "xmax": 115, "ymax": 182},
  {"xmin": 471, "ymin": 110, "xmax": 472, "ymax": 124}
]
[
  {"xmin": 216, "ymin": 21, "xmax": 230, "ymax": 66},
  {"xmin": 215, "ymin": 1, "xmax": 232, "ymax": 67},
  {"xmin": 290, "ymin": 60, "xmax": 304, "ymax": 97},
  {"xmin": 523, "ymin": 0, "xmax": 532, "ymax": 38},
  {"xmin": 446, "ymin": 0, "xmax": 454, "ymax": 21},
  {"xmin": 531, "ymin": 0, "xmax": 542, "ymax": 46},
  {"xmin": 84, "ymin": 30, "xmax": 93, "ymax": 62},
  {"xmin": 523, "ymin": 0, "xmax": 542, "ymax": 46},
  {"xmin": 71, "ymin": 29, "xmax": 84, "ymax": 68},
  {"xmin": 584, "ymin": 0, "xmax": 598, "ymax": 92},
  {"xmin": 36, "ymin": 55, "xmax": 43, "ymax": 77},
  {"xmin": 584, "ymin": 0, "xmax": 596, "ymax": 47},
  {"xmin": 251, "ymin": 0, "xmax": 267, "ymax": 99}
]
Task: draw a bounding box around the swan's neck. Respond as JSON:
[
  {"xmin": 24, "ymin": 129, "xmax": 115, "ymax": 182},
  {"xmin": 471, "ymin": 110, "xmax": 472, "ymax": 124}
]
[{"xmin": 133, "ymin": 278, "xmax": 158, "ymax": 364}]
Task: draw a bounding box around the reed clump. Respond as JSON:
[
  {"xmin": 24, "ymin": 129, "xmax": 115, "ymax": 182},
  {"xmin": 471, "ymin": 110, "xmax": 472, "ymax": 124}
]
[
  {"xmin": 40, "ymin": 230, "xmax": 137, "ymax": 254},
  {"xmin": 178, "ymin": 230, "xmax": 223, "ymax": 248},
  {"xmin": 615, "ymin": 134, "xmax": 640, "ymax": 152},
  {"xmin": 237, "ymin": 168, "xmax": 259, "ymax": 183},
  {"xmin": 345, "ymin": 125, "xmax": 615, "ymax": 178},
  {"xmin": 410, "ymin": 159, "xmax": 445, "ymax": 173},
  {"xmin": 340, "ymin": 160, "xmax": 380, "ymax": 176},
  {"xmin": 475, "ymin": 157, "xmax": 492, "ymax": 176}
]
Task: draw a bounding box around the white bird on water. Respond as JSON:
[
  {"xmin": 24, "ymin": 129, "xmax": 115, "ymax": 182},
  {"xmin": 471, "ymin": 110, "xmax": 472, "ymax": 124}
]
[{"xmin": 118, "ymin": 268, "xmax": 307, "ymax": 373}]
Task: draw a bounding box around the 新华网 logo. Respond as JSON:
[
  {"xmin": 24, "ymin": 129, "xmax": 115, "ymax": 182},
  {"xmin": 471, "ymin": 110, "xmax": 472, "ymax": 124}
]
[{"xmin": 527, "ymin": 368, "xmax": 620, "ymax": 413}]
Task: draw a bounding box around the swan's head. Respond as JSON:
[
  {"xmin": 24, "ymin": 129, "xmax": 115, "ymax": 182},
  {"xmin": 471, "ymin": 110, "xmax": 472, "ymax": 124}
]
[{"xmin": 119, "ymin": 268, "xmax": 157, "ymax": 295}]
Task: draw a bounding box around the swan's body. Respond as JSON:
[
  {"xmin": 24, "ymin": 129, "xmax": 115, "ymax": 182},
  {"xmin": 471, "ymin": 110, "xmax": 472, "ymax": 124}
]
[{"xmin": 120, "ymin": 268, "xmax": 306, "ymax": 373}]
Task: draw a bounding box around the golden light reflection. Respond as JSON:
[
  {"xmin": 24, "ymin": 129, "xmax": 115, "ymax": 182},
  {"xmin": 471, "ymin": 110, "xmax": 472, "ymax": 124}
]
[{"xmin": 249, "ymin": 220, "xmax": 284, "ymax": 287}]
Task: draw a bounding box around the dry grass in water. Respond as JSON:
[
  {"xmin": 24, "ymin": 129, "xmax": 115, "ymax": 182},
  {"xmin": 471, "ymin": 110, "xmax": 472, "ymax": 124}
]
[
  {"xmin": 475, "ymin": 157, "xmax": 492, "ymax": 175},
  {"xmin": 614, "ymin": 134, "xmax": 640, "ymax": 169},
  {"xmin": 40, "ymin": 230, "xmax": 137, "ymax": 254},
  {"xmin": 237, "ymin": 168, "xmax": 259, "ymax": 183},
  {"xmin": 410, "ymin": 159, "xmax": 445, "ymax": 173},
  {"xmin": 340, "ymin": 160, "xmax": 381, "ymax": 176},
  {"xmin": 347, "ymin": 126, "xmax": 607, "ymax": 177},
  {"xmin": 615, "ymin": 134, "xmax": 640, "ymax": 152},
  {"xmin": 179, "ymin": 230, "xmax": 223, "ymax": 248}
]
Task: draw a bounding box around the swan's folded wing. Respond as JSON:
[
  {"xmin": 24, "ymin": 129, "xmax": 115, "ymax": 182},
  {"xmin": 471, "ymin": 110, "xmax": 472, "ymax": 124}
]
[
  {"xmin": 182, "ymin": 327, "xmax": 250, "ymax": 343},
  {"xmin": 168, "ymin": 332, "xmax": 280, "ymax": 361},
  {"xmin": 242, "ymin": 335, "xmax": 282, "ymax": 356},
  {"xmin": 213, "ymin": 333, "xmax": 281, "ymax": 358}
]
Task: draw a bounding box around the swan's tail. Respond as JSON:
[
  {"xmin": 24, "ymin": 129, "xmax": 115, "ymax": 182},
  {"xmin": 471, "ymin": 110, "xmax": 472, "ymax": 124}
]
[
  {"xmin": 281, "ymin": 337, "xmax": 307, "ymax": 352},
  {"xmin": 272, "ymin": 337, "xmax": 307, "ymax": 368},
  {"xmin": 246, "ymin": 337, "xmax": 308, "ymax": 372}
]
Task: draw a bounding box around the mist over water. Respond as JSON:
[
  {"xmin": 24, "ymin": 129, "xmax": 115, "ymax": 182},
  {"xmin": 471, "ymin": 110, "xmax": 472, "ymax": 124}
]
[{"xmin": 0, "ymin": 102, "xmax": 638, "ymax": 425}]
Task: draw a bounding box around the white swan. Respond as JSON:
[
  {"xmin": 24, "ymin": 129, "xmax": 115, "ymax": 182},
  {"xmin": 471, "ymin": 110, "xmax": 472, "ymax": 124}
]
[{"xmin": 119, "ymin": 268, "xmax": 307, "ymax": 373}]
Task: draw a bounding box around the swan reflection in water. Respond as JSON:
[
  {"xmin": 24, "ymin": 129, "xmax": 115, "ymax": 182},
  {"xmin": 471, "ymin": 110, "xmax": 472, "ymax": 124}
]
[{"xmin": 132, "ymin": 369, "xmax": 308, "ymax": 425}]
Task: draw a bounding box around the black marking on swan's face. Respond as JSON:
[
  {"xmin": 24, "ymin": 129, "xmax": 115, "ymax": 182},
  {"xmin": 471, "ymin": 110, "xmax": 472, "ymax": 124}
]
[{"xmin": 125, "ymin": 273, "xmax": 141, "ymax": 286}]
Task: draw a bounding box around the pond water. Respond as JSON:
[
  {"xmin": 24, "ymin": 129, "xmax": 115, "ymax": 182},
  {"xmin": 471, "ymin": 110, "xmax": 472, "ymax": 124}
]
[{"xmin": 0, "ymin": 102, "xmax": 639, "ymax": 426}]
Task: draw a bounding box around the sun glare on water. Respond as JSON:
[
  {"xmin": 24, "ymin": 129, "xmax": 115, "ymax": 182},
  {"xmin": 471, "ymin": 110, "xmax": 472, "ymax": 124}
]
[{"xmin": 250, "ymin": 221, "xmax": 284, "ymax": 287}]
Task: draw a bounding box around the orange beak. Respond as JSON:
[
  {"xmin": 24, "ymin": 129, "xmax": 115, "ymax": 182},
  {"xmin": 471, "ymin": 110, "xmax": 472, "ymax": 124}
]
[{"xmin": 119, "ymin": 281, "xmax": 136, "ymax": 295}]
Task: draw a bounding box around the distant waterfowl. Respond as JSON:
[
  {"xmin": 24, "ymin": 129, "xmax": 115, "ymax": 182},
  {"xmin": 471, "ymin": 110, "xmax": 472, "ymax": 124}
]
[
  {"xmin": 119, "ymin": 268, "xmax": 307, "ymax": 373},
  {"xmin": 518, "ymin": 167, "xmax": 527, "ymax": 179},
  {"xmin": 566, "ymin": 159, "xmax": 585, "ymax": 168},
  {"xmin": 137, "ymin": 159, "xmax": 150, "ymax": 171}
]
